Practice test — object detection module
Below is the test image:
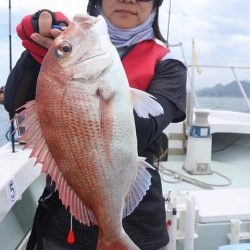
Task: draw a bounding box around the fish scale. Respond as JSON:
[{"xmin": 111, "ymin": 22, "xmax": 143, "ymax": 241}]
[{"xmin": 15, "ymin": 13, "xmax": 164, "ymax": 249}]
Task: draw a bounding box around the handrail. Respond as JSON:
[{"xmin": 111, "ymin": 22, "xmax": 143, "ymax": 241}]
[
  {"xmin": 186, "ymin": 64, "xmax": 250, "ymax": 117},
  {"xmin": 231, "ymin": 67, "xmax": 250, "ymax": 112},
  {"xmin": 187, "ymin": 64, "xmax": 250, "ymax": 70},
  {"xmin": 169, "ymin": 42, "xmax": 250, "ymax": 126}
]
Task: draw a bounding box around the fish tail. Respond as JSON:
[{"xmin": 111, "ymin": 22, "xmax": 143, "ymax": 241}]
[{"xmin": 97, "ymin": 230, "xmax": 139, "ymax": 250}]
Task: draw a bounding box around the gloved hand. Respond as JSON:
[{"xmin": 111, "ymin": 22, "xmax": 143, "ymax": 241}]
[{"xmin": 16, "ymin": 9, "xmax": 70, "ymax": 64}]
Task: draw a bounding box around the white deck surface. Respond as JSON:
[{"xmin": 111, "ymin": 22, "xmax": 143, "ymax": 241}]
[
  {"xmin": 197, "ymin": 109, "xmax": 250, "ymax": 134},
  {"xmin": 181, "ymin": 188, "xmax": 250, "ymax": 223},
  {"xmin": 0, "ymin": 143, "xmax": 41, "ymax": 223},
  {"xmin": 0, "ymin": 118, "xmax": 249, "ymax": 250},
  {"xmin": 160, "ymin": 132, "xmax": 250, "ymax": 224}
]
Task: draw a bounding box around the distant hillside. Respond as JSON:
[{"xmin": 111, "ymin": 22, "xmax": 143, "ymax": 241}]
[{"xmin": 197, "ymin": 80, "xmax": 250, "ymax": 97}]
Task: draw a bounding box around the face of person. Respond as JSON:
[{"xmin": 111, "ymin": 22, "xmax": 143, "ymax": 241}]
[{"xmin": 101, "ymin": 0, "xmax": 154, "ymax": 29}]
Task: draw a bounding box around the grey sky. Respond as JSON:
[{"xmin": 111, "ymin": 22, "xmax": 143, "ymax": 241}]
[{"xmin": 0, "ymin": 0, "xmax": 250, "ymax": 88}]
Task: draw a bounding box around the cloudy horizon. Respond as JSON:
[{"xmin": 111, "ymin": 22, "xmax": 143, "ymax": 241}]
[{"xmin": 0, "ymin": 0, "xmax": 250, "ymax": 89}]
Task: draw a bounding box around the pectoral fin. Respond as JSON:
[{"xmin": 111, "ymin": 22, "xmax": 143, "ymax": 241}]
[
  {"xmin": 97, "ymin": 80, "xmax": 115, "ymax": 101},
  {"xmin": 130, "ymin": 88, "xmax": 164, "ymax": 118},
  {"xmin": 123, "ymin": 157, "xmax": 154, "ymax": 217}
]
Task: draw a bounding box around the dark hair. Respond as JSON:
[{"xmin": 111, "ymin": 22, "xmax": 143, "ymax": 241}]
[
  {"xmin": 87, "ymin": 0, "xmax": 166, "ymax": 44},
  {"xmin": 87, "ymin": 0, "xmax": 98, "ymax": 16},
  {"xmin": 152, "ymin": 7, "xmax": 166, "ymax": 44}
]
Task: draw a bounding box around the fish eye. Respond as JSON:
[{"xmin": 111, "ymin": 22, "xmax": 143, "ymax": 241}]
[
  {"xmin": 56, "ymin": 43, "xmax": 72, "ymax": 57},
  {"xmin": 61, "ymin": 44, "xmax": 72, "ymax": 53}
]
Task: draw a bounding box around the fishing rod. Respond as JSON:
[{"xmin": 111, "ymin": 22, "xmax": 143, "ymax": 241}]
[
  {"xmin": 166, "ymin": 0, "xmax": 172, "ymax": 44},
  {"xmin": 9, "ymin": 0, "xmax": 15, "ymax": 153},
  {"xmin": 9, "ymin": 0, "xmax": 12, "ymax": 72}
]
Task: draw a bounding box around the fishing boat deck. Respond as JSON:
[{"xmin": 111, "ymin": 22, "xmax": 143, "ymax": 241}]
[
  {"xmin": 160, "ymin": 132, "xmax": 250, "ymax": 250},
  {"xmin": 0, "ymin": 143, "xmax": 44, "ymax": 250},
  {"xmin": 0, "ymin": 144, "xmax": 42, "ymax": 222},
  {"xmin": 0, "ymin": 114, "xmax": 250, "ymax": 250},
  {"xmin": 205, "ymin": 109, "xmax": 250, "ymax": 134}
]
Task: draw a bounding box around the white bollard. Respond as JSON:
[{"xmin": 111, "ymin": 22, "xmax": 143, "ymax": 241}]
[{"xmin": 229, "ymin": 219, "xmax": 241, "ymax": 244}]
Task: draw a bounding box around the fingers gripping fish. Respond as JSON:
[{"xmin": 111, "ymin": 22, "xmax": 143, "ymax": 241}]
[{"xmin": 15, "ymin": 14, "xmax": 164, "ymax": 250}]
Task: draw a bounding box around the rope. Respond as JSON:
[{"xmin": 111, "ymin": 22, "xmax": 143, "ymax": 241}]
[{"xmin": 159, "ymin": 163, "xmax": 232, "ymax": 190}]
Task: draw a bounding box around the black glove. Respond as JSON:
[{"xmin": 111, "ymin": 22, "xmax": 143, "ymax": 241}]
[{"xmin": 16, "ymin": 9, "xmax": 70, "ymax": 64}]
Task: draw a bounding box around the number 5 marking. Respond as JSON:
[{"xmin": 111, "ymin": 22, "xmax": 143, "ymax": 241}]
[{"xmin": 6, "ymin": 179, "xmax": 18, "ymax": 205}]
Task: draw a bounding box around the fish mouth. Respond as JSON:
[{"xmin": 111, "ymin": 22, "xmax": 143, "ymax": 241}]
[{"xmin": 75, "ymin": 52, "xmax": 109, "ymax": 65}]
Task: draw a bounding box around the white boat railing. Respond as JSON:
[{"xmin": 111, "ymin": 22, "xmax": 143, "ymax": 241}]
[
  {"xmin": 188, "ymin": 64, "xmax": 250, "ymax": 111},
  {"xmin": 185, "ymin": 64, "xmax": 250, "ymax": 128},
  {"xmin": 169, "ymin": 42, "xmax": 250, "ymax": 127}
]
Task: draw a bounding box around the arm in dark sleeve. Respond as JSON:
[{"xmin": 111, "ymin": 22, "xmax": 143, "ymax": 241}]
[
  {"xmin": 4, "ymin": 50, "xmax": 41, "ymax": 115},
  {"xmin": 135, "ymin": 59, "xmax": 187, "ymax": 154}
]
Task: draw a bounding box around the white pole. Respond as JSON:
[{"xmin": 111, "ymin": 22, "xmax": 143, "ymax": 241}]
[
  {"xmin": 231, "ymin": 67, "xmax": 250, "ymax": 112},
  {"xmin": 184, "ymin": 196, "xmax": 196, "ymax": 250},
  {"xmin": 188, "ymin": 39, "xmax": 196, "ymax": 127},
  {"xmin": 167, "ymin": 197, "xmax": 177, "ymax": 250},
  {"xmin": 229, "ymin": 219, "xmax": 241, "ymax": 244}
]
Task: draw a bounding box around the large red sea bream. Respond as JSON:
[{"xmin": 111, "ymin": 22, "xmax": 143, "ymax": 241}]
[{"xmin": 16, "ymin": 14, "xmax": 163, "ymax": 249}]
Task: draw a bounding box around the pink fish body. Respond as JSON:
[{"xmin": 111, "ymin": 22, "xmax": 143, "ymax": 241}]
[{"xmin": 17, "ymin": 14, "xmax": 163, "ymax": 249}]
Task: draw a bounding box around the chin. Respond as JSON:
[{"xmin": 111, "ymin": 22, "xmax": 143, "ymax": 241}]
[
  {"xmin": 110, "ymin": 15, "xmax": 139, "ymax": 29},
  {"xmin": 113, "ymin": 21, "xmax": 138, "ymax": 29}
]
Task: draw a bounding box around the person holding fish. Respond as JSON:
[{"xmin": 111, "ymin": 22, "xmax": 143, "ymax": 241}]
[{"xmin": 4, "ymin": 0, "xmax": 186, "ymax": 249}]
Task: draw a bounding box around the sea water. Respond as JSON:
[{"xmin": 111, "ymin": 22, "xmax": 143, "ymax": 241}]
[
  {"xmin": 0, "ymin": 97, "xmax": 250, "ymax": 146},
  {"xmin": 198, "ymin": 97, "xmax": 250, "ymax": 113}
]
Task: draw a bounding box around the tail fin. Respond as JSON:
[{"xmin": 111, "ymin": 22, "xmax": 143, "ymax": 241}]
[{"xmin": 97, "ymin": 230, "xmax": 139, "ymax": 250}]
